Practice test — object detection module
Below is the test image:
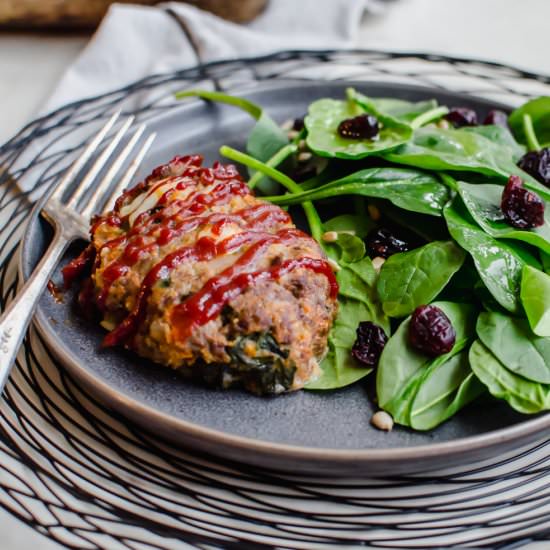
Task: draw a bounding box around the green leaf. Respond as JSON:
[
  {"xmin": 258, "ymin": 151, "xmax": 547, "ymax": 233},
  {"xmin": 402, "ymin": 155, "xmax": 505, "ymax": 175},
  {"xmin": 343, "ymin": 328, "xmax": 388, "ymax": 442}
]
[
  {"xmin": 371, "ymin": 98, "xmax": 439, "ymax": 123},
  {"xmin": 409, "ymin": 351, "xmax": 485, "ymax": 430},
  {"xmin": 323, "ymin": 214, "xmax": 373, "ymax": 238},
  {"xmin": 176, "ymin": 89, "xmax": 289, "ymax": 194},
  {"xmin": 384, "ymin": 126, "xmax": 550, "ymax": 200},
  {"xmin": 305, "ymin": 95, "xmax": 412, "ymax": 160},
  {"xmin": 327, "ymin": 233, "xmax": 366, "ymax": 264},
  {"xmin": 377, "ymin": 301, "xmax": 477, "ymax": 417},
  {"xmin": 305, "ymin": 295, "xmax": 384, "ymax": 390},
  {"xmin": 336, "ymin": 261, "xmax": 386, "ymax": 327},
  {"xmin": 309, "ymin": 345, "xmax": 372, "ymax": 391},
  {"xmin": 306, "ymin": 256, "xmax": 389, "ymax": 391},
  {"xmin": 377, "ymin": 241, "xmax": 466, "ymax": 317},
  {"xmin": 266, "ymin": 166, "xmax": 451, "ymax": 217},
  {"xmin": 463, "ymin": 125, "xmax": 526, "ymax": 158},
  {"xmin": 351, "ymin": 90, "xmax": 447, "ymax": 130},
  {"xmin": 469, "ymin": 340, "xmax": 550, "ymax": 414},
  {"xmin": 443, "ymin": 196, "xmax": 539, "ymax": 313},
  {"xmin": 541, "ymin": 251, "xmax": 550, "ymax": 273},
  {"xmin": 477, "ymin": 311, "xmax": 550, "ymax": 384},
  {"xmin": 521, "ymin": 265, "xmax": 550, "ymax": 337},
  {"xmin": 248, "ymin": 113, "xmax": 288, "ymax": 154},
  {"xmin": 509, "ymin": 96, "xmax": 550, "ymax": 148},
  {"xmin": 321, "ymin": 215, "xmax": 372, "ymax": 264},
  {"xmin": 219, "ymin": 145, "xmax": 323, "ymax": 241},
  {"xmin": 457, "ymin": 181, "xmax": 550, "ymax": 255}
]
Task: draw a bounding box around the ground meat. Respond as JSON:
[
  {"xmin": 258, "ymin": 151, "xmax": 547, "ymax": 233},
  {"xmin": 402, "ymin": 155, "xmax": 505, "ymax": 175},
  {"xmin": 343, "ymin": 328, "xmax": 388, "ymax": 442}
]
[{"xmin": 79, "ymin": 155, "xmax": 338, "ymax": 394}]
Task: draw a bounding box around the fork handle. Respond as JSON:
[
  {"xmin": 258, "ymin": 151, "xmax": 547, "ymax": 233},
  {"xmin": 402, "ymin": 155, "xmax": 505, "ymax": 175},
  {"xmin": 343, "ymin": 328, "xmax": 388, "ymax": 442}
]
[{"xmin": 0, "ymin": 229, "xmax": 68, "ymax": 392}]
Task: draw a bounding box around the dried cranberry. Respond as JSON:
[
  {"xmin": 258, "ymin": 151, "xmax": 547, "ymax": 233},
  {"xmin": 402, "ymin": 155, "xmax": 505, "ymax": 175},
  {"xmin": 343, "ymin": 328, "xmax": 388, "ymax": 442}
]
[
  {"xmin": 292, "ymin": 117, "xmax": 305, "ymax": 132},
  {"xmin": 351, "ymin": 322, "xmax": 388, "ymax": 367},
  {"xmin": 517, "ymin": 148, "xmax": 550, "ymax": 187},
  {"xmin": 409, "ymin": 305, "xmax": 455, "ymax": 357},
  {"xmin": 444, "ymin": 107, "xmax": 478, "ymax": 128},
  {"xmin": 501, "ymin": 175, "xmax": 545, "ymax": 229},
  {"xmin": 338, "ymin": 114, "xmax": 379, "ymax": 140},
  {"xmin": 483, "ymin": 109, "xmax": 509, "ymax": 127},
  {"xmin": 366, "ymin": 228, "xmax": 409, "ymax": 259}
]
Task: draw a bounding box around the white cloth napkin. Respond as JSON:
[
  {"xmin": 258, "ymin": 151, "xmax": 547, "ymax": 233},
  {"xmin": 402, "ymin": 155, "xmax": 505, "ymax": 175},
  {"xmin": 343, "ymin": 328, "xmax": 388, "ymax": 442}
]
[{"xmin": 44, "ymin": 0, "xmax": 368, "ymax": 113}]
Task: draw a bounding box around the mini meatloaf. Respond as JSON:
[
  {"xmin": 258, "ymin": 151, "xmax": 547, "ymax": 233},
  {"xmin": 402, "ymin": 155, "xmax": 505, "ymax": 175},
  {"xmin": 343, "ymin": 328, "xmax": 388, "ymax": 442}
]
[{"xmin": 64, "ymin": 155, "xmax": 338, "ymax": 395}]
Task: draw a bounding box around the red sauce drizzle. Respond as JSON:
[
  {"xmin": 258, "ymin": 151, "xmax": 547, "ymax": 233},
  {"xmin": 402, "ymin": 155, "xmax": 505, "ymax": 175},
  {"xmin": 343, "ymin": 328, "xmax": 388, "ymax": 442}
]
[
  {"xmin": 61, "ymin": 245, "xmax": 95, "ymax": 289},
  {"xmin": 171, "ymin": 256, "xmax": 338, "ymax": 342},
  {"xmin": 47, "ymin": 280, "xmax": 64, "ymax": 303},
  {"xmin": 93, "ymin": 156, "xmax": 337, "ymax": 349},
  {"xmin": 95, "ymin": 202, "xmax": 287, "ymax": 310},
  {"xmin": 102, "ymin": 228, "xmax": 313, "ymax": 347},
  {"xmin": 112, "ymin": 154, "xmax": 204, "ymax": 213}
]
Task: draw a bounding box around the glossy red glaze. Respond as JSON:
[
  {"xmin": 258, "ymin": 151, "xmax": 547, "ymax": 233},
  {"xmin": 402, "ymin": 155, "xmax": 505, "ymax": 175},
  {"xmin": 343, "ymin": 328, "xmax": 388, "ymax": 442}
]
[
  {"xmin": 61, "ymin": 245, "xmax": 95, "ymax": 289},
  {"xmin": 93, "ymin": 157, "xmax": 337, "ymax": 350},
  {"xmin": 171, "ymin": 256, "xmax": 338, "ymax": 342},
  {"xmin": 102, "ymin": 228, "xmax": 334, "ymax": 348},
  {"xmin": 47, "ymin": 280, "xmax": 64, "ymax": 303},
  {"xmin": 95, "ymin": 197, "xmax": 285, "ymax": 311}
]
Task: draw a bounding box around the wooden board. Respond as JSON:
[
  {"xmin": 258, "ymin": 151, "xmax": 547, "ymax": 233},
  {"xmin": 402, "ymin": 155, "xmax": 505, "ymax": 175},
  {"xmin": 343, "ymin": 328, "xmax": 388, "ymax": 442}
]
[{"xmin": 0, "ymin": 0, "xmax": 268, "ymax": 27}]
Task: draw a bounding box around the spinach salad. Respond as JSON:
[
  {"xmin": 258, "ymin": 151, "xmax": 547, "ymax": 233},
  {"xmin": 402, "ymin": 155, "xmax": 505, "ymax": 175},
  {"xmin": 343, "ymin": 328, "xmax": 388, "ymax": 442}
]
[{"xmin": 176, "ymin": 87, "xmax": 550, "ymax": 431}]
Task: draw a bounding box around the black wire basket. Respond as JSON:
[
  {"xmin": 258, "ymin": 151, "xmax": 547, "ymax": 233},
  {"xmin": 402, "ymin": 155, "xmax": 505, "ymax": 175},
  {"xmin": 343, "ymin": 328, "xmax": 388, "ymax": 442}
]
[{"xmin": 1, "ymin": 50, "xmax": 549, "ymax": 549}]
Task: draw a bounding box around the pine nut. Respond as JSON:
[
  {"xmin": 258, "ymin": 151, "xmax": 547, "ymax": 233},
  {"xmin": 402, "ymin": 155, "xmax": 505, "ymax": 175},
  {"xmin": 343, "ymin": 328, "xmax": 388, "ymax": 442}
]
[
  {"xmin": 371, "ymin": 411, "xmax": 394, "ymax": 431},
  {"xmin": 322, "ymin": 231, "xmax": 339, "ymax": 242}
]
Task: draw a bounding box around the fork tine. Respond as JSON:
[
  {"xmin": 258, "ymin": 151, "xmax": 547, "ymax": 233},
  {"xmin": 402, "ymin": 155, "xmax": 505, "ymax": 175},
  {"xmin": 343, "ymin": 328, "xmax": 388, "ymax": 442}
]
[
  {"xmin": 50, "ymin": 111, "xmax": 121, "ymax": 201},
  {"xmin": 80, "ymin": 123, "xmax": 147, "ymax": 219},
  {"xmin": 102, "ymin": 132, "xmax": 156, "ymax": 213},
  {"xmin": 66, "ymin": 116, "xmax": 135, "ymax": 209}
]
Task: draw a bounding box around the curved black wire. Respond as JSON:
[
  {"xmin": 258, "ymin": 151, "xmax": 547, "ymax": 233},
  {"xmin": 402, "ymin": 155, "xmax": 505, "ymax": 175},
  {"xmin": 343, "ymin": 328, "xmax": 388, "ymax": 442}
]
[{"xmin": 0, "ymin": 50, "xmax": 549, "ymax": 550}]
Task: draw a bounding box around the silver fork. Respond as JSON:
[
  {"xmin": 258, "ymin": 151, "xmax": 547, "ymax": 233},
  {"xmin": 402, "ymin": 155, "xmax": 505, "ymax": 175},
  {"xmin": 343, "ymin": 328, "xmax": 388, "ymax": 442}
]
[{"xmin": 0, "ymin": 112, "xmax": 156, "ymax": 391}]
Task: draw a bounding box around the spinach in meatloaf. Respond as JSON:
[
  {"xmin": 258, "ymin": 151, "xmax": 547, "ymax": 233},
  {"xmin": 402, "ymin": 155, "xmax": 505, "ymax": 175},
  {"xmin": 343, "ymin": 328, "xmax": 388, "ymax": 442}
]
[{"xmin": 64, "ymin": 155, "xmax": 338, "ymax": 395}]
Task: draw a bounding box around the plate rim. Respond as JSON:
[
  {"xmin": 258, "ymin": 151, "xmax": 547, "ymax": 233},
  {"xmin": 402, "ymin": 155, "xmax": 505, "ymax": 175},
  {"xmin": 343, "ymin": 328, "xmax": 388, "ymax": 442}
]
[{"xmin": 21, "ymin": 78, "xmax": 550, "ymax": 474}]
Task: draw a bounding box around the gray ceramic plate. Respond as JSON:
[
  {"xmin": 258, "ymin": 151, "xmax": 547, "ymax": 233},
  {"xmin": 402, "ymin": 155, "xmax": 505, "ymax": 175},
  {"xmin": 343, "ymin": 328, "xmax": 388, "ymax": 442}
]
[{"xmin": 21, "ymin": 81, "xmax": 550, "ymax": 476}]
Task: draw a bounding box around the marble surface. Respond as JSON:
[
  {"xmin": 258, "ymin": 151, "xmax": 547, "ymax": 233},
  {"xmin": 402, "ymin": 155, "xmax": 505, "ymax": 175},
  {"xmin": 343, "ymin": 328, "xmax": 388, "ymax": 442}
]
[{"xmin": 1, "ymin": 0, "xmax": 550, "ymax": 548}]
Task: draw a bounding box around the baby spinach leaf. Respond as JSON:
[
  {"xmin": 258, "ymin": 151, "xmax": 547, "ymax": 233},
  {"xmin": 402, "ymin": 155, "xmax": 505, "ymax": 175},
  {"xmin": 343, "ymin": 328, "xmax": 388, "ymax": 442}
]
[
  {"xmin": 509, "ymin": 96, "xmax": 550, "ymax": 148},
  {"xmin": 306, "ymin": 297, "xmax": 374, "ymax": 390},
  {"xmin": 306, "ymin": 253, "xmax": 389, "ymax": 391},
  {"xmin": 377, "ymin": 301, "xmax": 477, "ymax": 419},
  {"xmin": 463, "ymin": 125, "xmax": 525, "ymax": 158},
  {"xmin": 377, "ymin": 241, "xmax": 466, "ymax": 317},
  {"xmin": 305, "ymin": 95, "xmax": 412, "ymax": 160},
  {"xmin": 351, "ymin": 89, "xmax": 447, "ymax": 130},
  {"xmin": 457, "ymin": 181, "xmax": 550, "ymax": 254},
  {"xmin": 266, "ymin": 167, "xmax": 451, "ymax": 217},
  {"xmin": 381, "ymin": 203, "xmax": 449, "ymax": 243},
  {"xmin": 436, "ymin": 259, "xmax": 481, "ymax": 304},
  {"xmin": 384, "ymin": 126, "xmax": 550, "ymax": 200},
  {"xmin": 326, "ymin": 232, "xmax": 366, "ymax": 264},
  {"xmin": 371, "ymin": 98, "xmax": 439, "ymax": 123},
  {"xmin": 337, "ymin": 257, "xmax": 389, "ymax": 330},
  {"xmin": 521, "ymin": 265, "xmax": 550, "ymax": 337},
  {"xmin": 322, "ymin": 214, "xmax": 372, "ymax": 264},
  {"xmin": 469, "ymin": 340, "xmax": 550, "ymax": 414},
  {"xmin": 176, "ymin": 89, "xmax": 289, "ymax": 194},
  {"xmin": 311, "ymin": 345, "xmax": 371, "ymax": 391},
  {"xmin": 324, "ymin": 214, "xmax": 373, "ymax": 238},
  {"xmin": 541, "ymin": 251, "xmax": 550, "ymax": 273},
  {"xmin": 477, "ymin": 311, "xmax": 550, "ymax": 384},
  {"xmin": 409, "ymin": 350, "xmax": 485, "ymax": 431},
  {"xmin": 220, "ymin": 146, "xmax": 323, "ymax": 241},
  {"xmin": 444, "ymin": 196, "xmax": 540, "ymax": 314}
]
